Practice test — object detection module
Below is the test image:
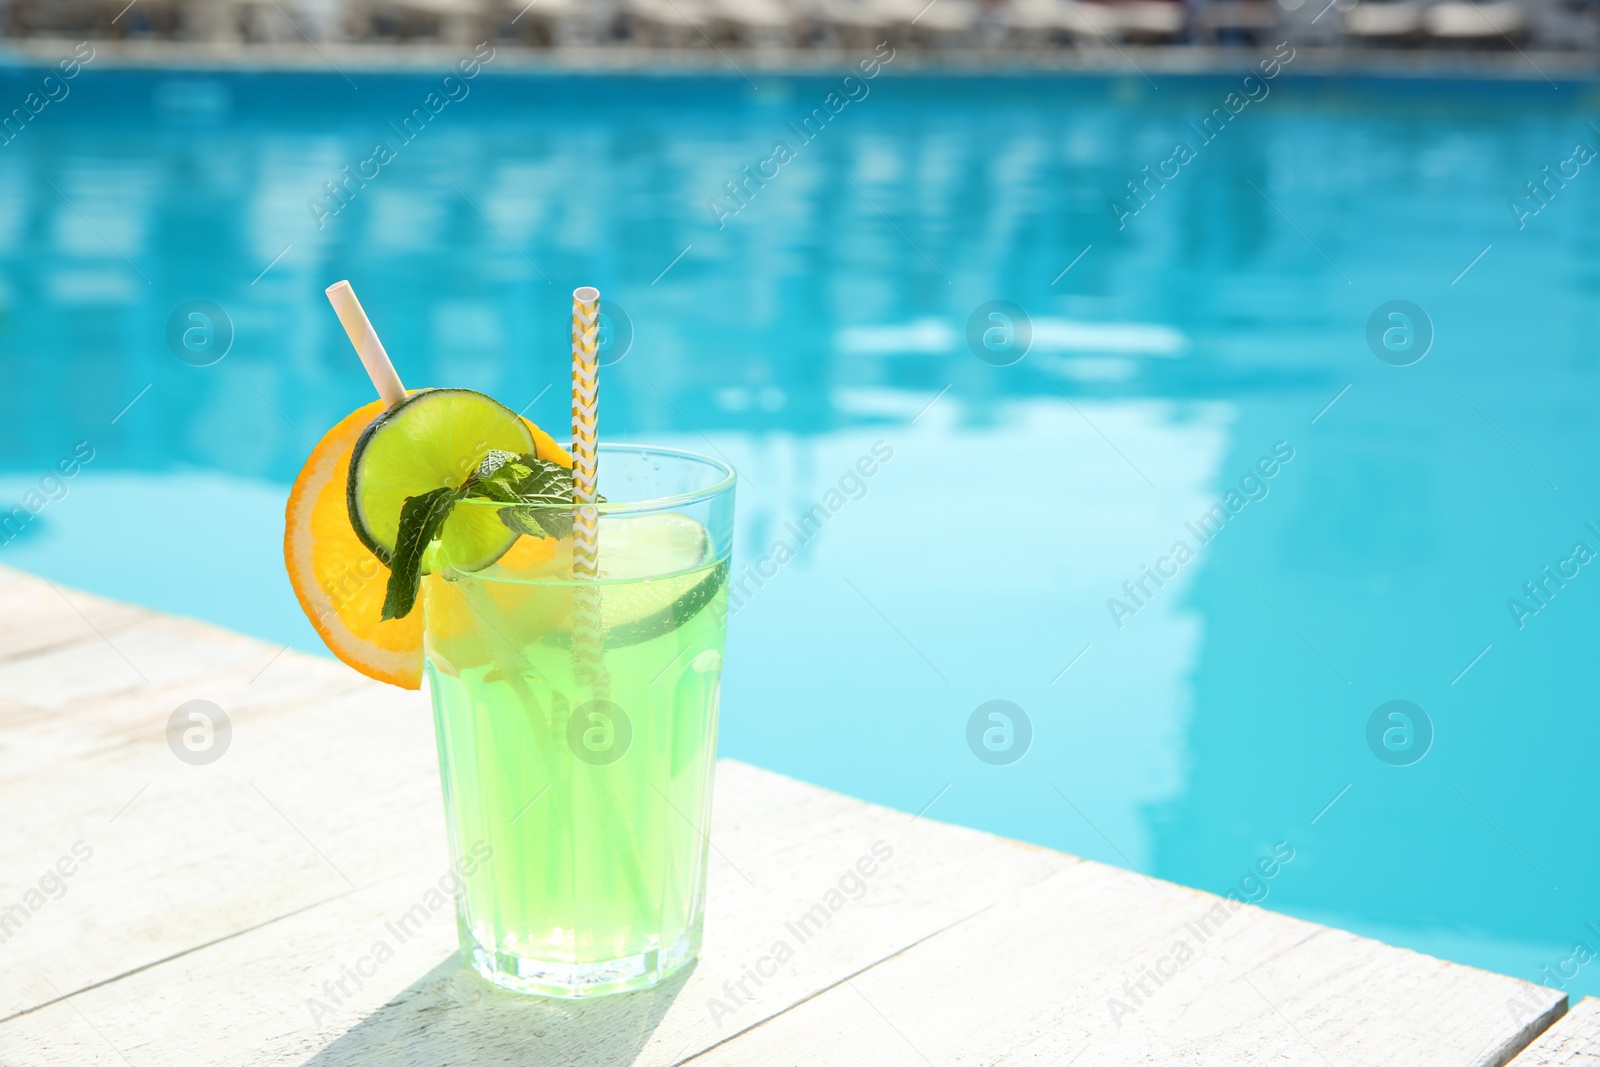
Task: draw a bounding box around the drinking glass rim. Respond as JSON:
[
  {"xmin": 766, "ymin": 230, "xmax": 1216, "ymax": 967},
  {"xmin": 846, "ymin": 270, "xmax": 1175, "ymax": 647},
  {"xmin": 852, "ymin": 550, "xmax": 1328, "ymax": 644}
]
[{"xmin": 454, "ymin": 441, "xmax": 737, "ymax": 516}]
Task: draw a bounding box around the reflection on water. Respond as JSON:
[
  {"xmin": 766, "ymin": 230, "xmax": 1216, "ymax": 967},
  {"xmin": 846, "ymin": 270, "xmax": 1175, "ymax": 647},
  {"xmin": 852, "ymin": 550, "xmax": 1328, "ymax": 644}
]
[{"xmin": 2, "ymin": 67, "xmax": 1597, "ymax": 996}]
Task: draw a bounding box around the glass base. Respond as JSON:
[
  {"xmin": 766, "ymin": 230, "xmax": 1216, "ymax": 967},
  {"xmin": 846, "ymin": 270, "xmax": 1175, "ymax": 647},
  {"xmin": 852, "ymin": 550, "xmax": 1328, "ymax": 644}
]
[{"xmin": 464, "ymin": 931, "xmax": 697, "ymax": 999}]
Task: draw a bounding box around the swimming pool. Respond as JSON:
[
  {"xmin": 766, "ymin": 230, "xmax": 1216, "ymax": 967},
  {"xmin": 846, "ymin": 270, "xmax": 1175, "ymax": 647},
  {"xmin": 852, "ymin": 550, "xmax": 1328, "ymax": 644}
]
[{"xmin": 4, "ymin": 59, "xmax": 1596, "ymax": 999}]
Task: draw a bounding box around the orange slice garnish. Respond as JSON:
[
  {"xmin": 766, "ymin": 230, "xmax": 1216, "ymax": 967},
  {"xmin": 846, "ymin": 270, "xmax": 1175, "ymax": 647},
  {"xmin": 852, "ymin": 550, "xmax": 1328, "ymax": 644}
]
[{"xmin": 285, "ymin": 398, "xmax": 571, "ymax": 689}]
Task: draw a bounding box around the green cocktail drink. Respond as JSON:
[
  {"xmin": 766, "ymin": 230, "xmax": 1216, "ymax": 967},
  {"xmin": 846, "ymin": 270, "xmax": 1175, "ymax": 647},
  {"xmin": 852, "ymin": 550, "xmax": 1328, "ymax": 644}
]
[
  {"xmin": 422, "ymin": 445, "xmax": 734, "ymax": 998},
  {"xmin": 286, "ymin": 285, "xmax": 729, "ymax": 998}
]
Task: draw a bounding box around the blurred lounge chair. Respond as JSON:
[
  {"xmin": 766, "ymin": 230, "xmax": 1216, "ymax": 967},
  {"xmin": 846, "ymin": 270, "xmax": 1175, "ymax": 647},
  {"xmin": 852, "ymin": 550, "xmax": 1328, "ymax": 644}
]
[
  {"xmin": 1423, "ymin": 0, "xmax": 1530, "ymax": 42},
  {"xmin": 352, "ymin": 0, "xmax": 494, "ymax": 43},
  {"xmin": 908, "ymin": 0, "xmax": 981, "ymax": 44},
  {"xmin": 7, "ymin": 0, "xmax": 183, "ymax": 36},
  {"xmin": 819, "ymin": 0, "xmax": 922, "ymax": 47},
  {"xmin": 1067, "ymin": 0, "xmax": 1185, "ymax": 42},
  {"xmin": 492, "ymin": 0, "xmax": 592, "ymax": 46},
  {"xmin": 1341, "ymin": 0, "xmax": 1425, "ymax": 43},
  {"xmin": 998, "ymin": 0, "xmax": 1085, "ymax": 43},
  {"xmin": 1196, "ymin": 0, "xmax": 1279, "ymax": 42},
  {"xmin": 242, "ymin": 0, "xmax": 336, "ymax": 41},
  {"xmin": 109, "ymin": 0, "xmax": 185, "ymax": 35},
  {"xmin": 708, "ymin": 0, "xmax": 799, "ymax": 46},
  {"xmin": 174, "ymin": 0, "xmax": 239, "ymax": 41},
  {"xmin": 1115, "ymin": 1, "xmax": 1186, "ymax": 40},
  {"xmin": 624, "ymin": 0, "xmax": 717, "ymax": 45}
]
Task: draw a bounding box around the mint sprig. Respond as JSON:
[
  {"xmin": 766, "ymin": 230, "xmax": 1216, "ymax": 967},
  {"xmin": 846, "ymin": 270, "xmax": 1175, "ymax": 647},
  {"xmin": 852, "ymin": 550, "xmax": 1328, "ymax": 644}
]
[
  {"xmin": 494, "ymin": 457, "xmax": 581, "ymax": 541},
  {"xmin": 381, "ymin": 487, "xmax": 461, "ymax": 621},
  {"xmin": 379, "ymin": 452, "xmax": 593, "ymax": 621}
]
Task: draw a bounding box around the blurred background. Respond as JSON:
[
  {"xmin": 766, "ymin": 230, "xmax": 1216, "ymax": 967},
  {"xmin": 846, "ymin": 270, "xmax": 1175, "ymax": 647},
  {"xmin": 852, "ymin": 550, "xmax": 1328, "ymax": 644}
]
[
  {"xmin": 0, "ymin": 0, "xmax": 1597, "ymax": 61},
  {"xmin": 1, "ymin": 0, "xmax": 1597, "ymax": 1018}
]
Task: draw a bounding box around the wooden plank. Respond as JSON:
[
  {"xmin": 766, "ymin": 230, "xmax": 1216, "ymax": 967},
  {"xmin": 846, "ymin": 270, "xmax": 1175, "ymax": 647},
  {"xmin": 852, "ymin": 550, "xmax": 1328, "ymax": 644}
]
[
  {"xmin": 1509, "ymin": 997, "xmax": 1600, "ymax": 1066},
  {"xmin": 0, "ymin": 567, "xmax": 1574, "ymax": 1065},
  {"xmin": 0, "ymin": 565, "xmax": 428, "ymax": 1017},
  {"xmin": 0, "ymin": 622, "xmax": 359, "ymax": 782},
  {"xmin": 0, "ymin": 762, "xmax": 1069, "ymax": 1065},
  {"xmin": 688, "ymin": 857, "xmax": 1567, "ymax": 1067},
  {"xmin": 0, "ymin": 673, "xmax": 422, "ymax": 1019},
  {"xmin": 0, "ymin": 566, "xmax": 1068, "ymax": 1058},
  {"xmin": 0, "ymin": 569, "xmax": 154, "ymax": 670}
]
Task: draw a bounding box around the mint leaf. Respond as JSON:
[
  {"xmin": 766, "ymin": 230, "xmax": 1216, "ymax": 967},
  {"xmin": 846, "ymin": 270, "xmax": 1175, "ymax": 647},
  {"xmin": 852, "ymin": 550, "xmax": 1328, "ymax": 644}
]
[
  {"xmin": 501, "ymin": 503, "xmax": 574, "ymax": 541},
  {"xmin": 469, "ymin": 453, "xmax": 560, "ymax": 502},
  {"xmin": 501, "ymin": 456, "xmax": 570, "ymax": 499},
  {"xmin": 518, "ymin": 462, "xmax": 570, "ymax": 499},
  {"xmin": 377, "ymin": 453, "xmax": 586, "ymax": 622},
  {"xmin": 462, "ymin": 453, "xmax": 587, "ymax": 541},
  {"xmin": 382, "ymin": 487, "xmax": 462, "ymax": 621},
  {"xmin": 476, "ymin": 450, "xmax": 521, "ymax": 479},
  {"xmin": 468, "ymin": 475, "xmax": 523, "ymax": 505}
]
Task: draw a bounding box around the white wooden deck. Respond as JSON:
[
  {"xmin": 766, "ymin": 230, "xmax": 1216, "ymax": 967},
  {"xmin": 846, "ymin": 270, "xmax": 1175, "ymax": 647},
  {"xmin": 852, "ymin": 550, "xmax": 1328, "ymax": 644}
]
[
  {"xmin": 1509, "ymin": 998, "xmax": 1600, "ymax": 1066},
  {"xmin": 0, "ymin": 565, "xmax": 1584, "ymax": 1066}
]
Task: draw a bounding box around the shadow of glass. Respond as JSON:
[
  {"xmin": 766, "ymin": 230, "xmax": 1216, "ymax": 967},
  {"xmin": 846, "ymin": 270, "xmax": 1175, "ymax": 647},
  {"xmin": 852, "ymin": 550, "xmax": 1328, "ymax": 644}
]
[{"xmin": 305, "ymin": 956, "xmax": 695, "ymax": 1066}]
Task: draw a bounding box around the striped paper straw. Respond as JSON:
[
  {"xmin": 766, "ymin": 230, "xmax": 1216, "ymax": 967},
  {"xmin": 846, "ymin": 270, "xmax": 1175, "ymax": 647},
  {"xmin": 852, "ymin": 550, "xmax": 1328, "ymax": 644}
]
[
  {"xmin": 569, "ymin": 287, "xmax": 607, "ymax": 698},
  {"xmin": 570, "ymin": 286, "xmax": 601, "ymax": 579}
]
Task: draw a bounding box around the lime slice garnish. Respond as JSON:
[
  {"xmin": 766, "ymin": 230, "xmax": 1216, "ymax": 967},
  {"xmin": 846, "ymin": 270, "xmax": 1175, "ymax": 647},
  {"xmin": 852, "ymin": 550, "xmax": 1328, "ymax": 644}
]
[
  {"xmin": 347, "ymin": 388, "xmax": 536, "ymax": 572},
  {"xmin": 596, "ymin": 513, "xmax": 710, "ymax": 582},
  {"xmin": 602, "ymin": 560, "xmax": 728, "ymax": 650},
  {"xmin": 597, "ymin": 513, "xmax": 714, "ymax": 633},
  {"xmin": 600, "ymin": 514, "xmax": 723, "ymax": 647},
  {"xmin": 532, "ymin": 514, "xmax": 727, "ymax": 650}
]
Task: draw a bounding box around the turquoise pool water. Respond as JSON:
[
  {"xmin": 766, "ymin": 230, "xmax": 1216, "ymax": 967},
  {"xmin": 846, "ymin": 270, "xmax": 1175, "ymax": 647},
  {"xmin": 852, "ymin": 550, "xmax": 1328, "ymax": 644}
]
[{"xmin": 5, "ymin": 62, "xmax": 1597, "ymax": 998}]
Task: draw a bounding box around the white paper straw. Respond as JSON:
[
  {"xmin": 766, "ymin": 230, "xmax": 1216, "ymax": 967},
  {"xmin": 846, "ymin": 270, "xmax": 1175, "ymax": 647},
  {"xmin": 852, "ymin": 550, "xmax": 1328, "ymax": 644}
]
[{"xmin": 325, "ymin": 280, "xmax": 407, "ymax": 409}]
